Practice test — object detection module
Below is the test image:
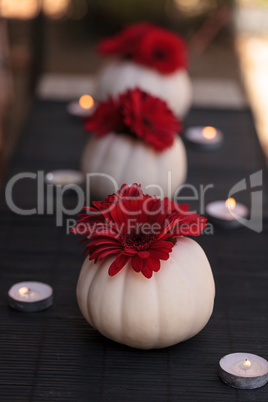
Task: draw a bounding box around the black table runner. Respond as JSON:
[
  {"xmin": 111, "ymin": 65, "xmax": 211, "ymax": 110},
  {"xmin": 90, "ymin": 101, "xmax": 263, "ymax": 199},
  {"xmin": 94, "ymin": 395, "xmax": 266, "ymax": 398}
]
[{"xmin": 0, "ymin": 101, "xmax": 267, "ymax": 401}]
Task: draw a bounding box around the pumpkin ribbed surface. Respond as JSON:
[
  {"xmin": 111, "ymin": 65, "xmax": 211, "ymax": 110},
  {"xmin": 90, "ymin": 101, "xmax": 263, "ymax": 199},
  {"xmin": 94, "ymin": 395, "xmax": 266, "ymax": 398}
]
[
  {"xmin": 76, "ymin": 237, "xmax": 215, "ymax": 349},
  {"xmin": 81, "ymin": 132, "xmax": 187, "ymax": 200}
]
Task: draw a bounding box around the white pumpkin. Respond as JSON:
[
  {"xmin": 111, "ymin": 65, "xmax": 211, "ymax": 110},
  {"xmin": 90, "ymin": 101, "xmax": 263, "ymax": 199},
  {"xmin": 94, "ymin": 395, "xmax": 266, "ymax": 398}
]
[
  {"xmin": 97, "ymin": 60, "xmax": 192, "ymax": 118},
  {"xmin": 76, "ymin": 237, "xmax": 215, "ymax": 349},
  {"xmin": 81, "ymin": 132, "xmax": 187, "ymax": 200}
]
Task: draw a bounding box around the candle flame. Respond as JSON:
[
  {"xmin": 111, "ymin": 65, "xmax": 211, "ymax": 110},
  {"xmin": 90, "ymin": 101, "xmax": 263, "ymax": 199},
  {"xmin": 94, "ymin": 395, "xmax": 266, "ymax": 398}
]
[
  {"xmin": 225, "ymin": 197, "xmax": 236, "ymax": 210},
  {"xmin": 244, "ymin": 359, "xmax": 251, "ymax": 368},
  {"xmin": 202, "ymin": 126, "xmax": 217, "ymax": 140},
  {"xmin": 79, "ymin": 95, "xmax": 94, "ymax": 110},
  {"xmin": 19, "ymin": 286, "xmax": 30, "ymax": 295}
]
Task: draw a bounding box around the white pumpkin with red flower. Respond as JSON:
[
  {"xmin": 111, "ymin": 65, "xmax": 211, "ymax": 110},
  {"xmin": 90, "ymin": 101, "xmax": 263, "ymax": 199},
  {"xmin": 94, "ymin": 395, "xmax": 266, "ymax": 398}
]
[
  {"xmin": 82, "ymin": 88, "xmax": 187, "ymax": 200},
  {"xmin": 74, "ymin": 184, "xmax": 215, "ymax": 349},
  {"xmin": 96, "ymin": 23, "xmax": 192, "ymax": 118}
]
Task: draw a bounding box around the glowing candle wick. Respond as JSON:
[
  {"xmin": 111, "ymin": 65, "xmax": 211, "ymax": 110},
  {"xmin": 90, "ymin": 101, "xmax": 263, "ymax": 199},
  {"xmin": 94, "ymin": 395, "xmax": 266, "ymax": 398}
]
[
  {"xmin": 18, "ymin": 286, "xmax": 39, "ymax": 299},
  {"xmin": 79, "ymin": 95, "xmax": 94, "ymax": 110},
  {"xmin": 225, "ymin": 197, "xmax": 236, "ymax": 211},
  {"xmin": 19, "ymin": 287, "xmax": 30, "ymax": 295},
  {"xmin": 244, "ymin": 359, "xmax": 251, "ymax": 368},
  {"xmin": 202, "ymin": 126, "xmax": 217, "ymax": 140}
]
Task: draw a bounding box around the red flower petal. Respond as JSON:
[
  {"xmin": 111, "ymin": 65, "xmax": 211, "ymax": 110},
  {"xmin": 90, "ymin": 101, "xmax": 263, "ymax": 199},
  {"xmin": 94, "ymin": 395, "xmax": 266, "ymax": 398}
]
[
  {"xmin": 131, "ymin": 255, "xmax": 154, "ymax": 278},
  {"xmin": 147, "ymin": 257, "xmax": 161, "ymax": 273},
  {"xmin": 131, "ymin": 255, "xmax": 145, "ymax": 273},
  {"xmin": 150, "ymin": 240, "xmax": 174, "ymax": 251},
  {"xmin": 108, "ymin": 253, "xmax": 130, "ymax": 276},
  {"xmin": 149, "ymin": 249, "xmax": 171, "ymax": 261},
  {"xmin": 138, "ymin": 251, "xmax": 150, "ymax": 259},
  {"xmin": 124, "ymin": 248, "xmax": 138, "ymax": 256},
  {"xmin": 84, "ymin": 97, "xmax": 121, "ymax": 136},
  {"xmin": 89, "ymin": 247, "xmax": 122, "ymax": 262},
  {"xmin": 141, "ymin": 264, "xmax": 153, "ymax": 279}
]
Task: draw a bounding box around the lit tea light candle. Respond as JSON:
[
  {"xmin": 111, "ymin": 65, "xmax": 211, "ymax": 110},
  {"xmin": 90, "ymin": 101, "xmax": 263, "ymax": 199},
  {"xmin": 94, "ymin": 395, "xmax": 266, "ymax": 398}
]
[
  {"xmin": 184, "ymin": 126, "xmax": 223, "ymax": 150},
  {"xmin": 67, "ymin": 94, "xmax": 95, "ymax": 117},
  {"xmin": 206, "ymin": 198, "xmax": 248, "ymax": 228},
  {"xmin": 45, "ymin": 170, "xmax": 84, "ymax": 186},
  {"xmin": 219, "ymin": 353, "xmax": 268, "ymax": 389},
  {"xmin": 8, "ymin": 281, "xmax": 53, "ymax": 312}
]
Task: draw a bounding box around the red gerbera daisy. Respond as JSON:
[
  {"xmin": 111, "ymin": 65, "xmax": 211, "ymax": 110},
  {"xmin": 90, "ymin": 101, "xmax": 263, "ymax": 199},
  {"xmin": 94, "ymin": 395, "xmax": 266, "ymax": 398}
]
[
  {"xmin": 84, "ymin": 96, "xmax": 121, "ymax": 137},
  {"xmin": 97, "ymin": 22, "xmax": 188, "ymax": 74},
  {"xmin": 134, "ymin": 27, "xmax": 187, "ymax": 74},
  {"xmin": 73, "ymin": 184, "xmax": 207, "ymax": 279},
  {"xmin": 121, "ymin": 88, "xmax": 181, "ymax": 151},
  {"xmin": 84, "ymin": 88, "xmax": 182, "ymax": 151}
]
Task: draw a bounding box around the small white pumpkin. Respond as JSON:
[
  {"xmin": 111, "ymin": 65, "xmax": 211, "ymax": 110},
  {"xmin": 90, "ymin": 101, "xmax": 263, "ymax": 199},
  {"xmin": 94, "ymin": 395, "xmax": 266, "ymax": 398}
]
[
  {"xmin": 97, "ymin": 60, "xmax": 192, "ymax": 119},
  {"xmin": 81, "ymin": 132, "xmax": 187, "ymax": 200},
  {"xmin": 77, "ymin": 237, "xmax": 215, "ymax": 349}
]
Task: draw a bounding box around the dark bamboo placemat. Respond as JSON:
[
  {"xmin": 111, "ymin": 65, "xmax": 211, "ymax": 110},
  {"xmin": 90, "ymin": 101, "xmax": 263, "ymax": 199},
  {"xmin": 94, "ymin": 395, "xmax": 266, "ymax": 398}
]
[{"xmin": 0, "ymin": 101, "xmax": 267, "ymax": 401}]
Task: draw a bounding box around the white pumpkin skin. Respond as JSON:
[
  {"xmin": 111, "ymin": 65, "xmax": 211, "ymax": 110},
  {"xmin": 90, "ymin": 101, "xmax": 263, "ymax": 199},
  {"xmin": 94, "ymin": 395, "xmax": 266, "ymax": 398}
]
[
  {"xmin": 97, "ymin": 60, "xmax": 192, "ymax": 118},
  {"xmin": 81, "ymin": 132, "xmax": 187, "ymax": 200},
  {"xmin": 76, "ymin": 237, "xmax": 215, "ymax": 349}
]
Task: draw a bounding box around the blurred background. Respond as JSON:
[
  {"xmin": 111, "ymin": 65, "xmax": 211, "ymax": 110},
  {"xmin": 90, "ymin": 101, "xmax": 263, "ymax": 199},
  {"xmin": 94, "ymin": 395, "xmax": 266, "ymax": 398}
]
[{"xmin": 0, "ymin": 0, "xmax": 268, "ymax": 183}]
